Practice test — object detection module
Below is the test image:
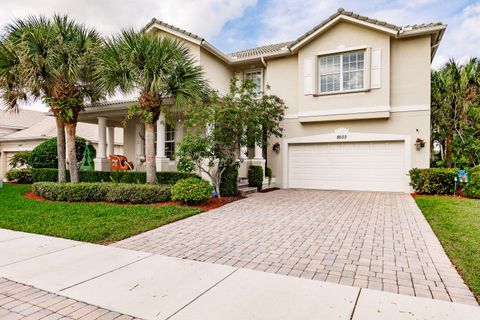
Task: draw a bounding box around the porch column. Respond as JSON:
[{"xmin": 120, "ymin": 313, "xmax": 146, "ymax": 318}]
[
  {"xmin": 251, "ymin": 142, "xmax": 266, "ymax": 177},
  {"xmin": 156, "ymin": 113, "xmax": 169, "ymax": 171},
  {"xmin": 94, "ymin": 117, "xmax": 110, "ymax": 171},
  {"xmin": 134, "ymin": 123, "xmax": 145, "ymax": 169},
  {"xmin": 254, "ymin": 144, "xmax": 263, "ymax": 160},
  {"xmin": 107, "ymin": 126, "xmax": 115, "ymax": 157}
]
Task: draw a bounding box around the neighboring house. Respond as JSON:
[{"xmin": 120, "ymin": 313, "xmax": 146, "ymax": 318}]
[
  {"xmin": 77, "ymin": 8, "xmax": 446, "ymax": 193},
  {"xmin": 0, "ymin": 109, "xmax": 123, "ymax": 178}
]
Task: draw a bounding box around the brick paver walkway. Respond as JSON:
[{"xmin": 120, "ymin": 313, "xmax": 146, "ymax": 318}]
[
  {"xmin": 114, "ymin": 189, "xmax": 477, "ymax": 305},
  {"xmin": 0, "ymin": 277, "xmax": 140, "ymax": 320}
]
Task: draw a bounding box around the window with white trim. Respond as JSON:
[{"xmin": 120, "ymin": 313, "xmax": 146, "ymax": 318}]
[
  {"xmin": 165, "ymin": 124, "xmax": 175, "ymax": 160},
  {"xmin": 318, "ymin": 50, "xmax": 365, "ymax": 93},
  {"xmin": 244, "ymin": 70, "xmax": 262, "ymax": 97}
]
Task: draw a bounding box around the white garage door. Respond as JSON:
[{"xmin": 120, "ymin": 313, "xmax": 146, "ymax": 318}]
[{"xmin": 288, "ymin": 141, "xmax": 406, "ymax": 192}]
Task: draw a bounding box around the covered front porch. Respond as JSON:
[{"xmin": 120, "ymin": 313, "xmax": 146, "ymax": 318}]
[
  {"xmin": 78, "ymin": 99, "xmax": 268, "ymax": 183},
  {"xmin": 78, "ymin": 100, "xmax": 180, "ymax": 173}
]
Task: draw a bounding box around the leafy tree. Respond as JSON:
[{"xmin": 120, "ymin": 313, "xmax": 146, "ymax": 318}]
[
  {"xmin": 0, "ymin": 15, "xmax": 103, "ymax": 182},
  {"xmin": 8, "ymin": 151, "xmax": 31, "ymax": 168},
  {"xmin": 29, "ymin": 137, "xmax": 90, "ymax": 169},
  {"xmin": 97, "ymin": 29, "xmax": 208, "ymax": 184},
  {"xmin": 431, "ymin": 58, "xmax": 480, "ymax": 168},
  {"xmin": 177, "ymin": 79, "xmax": 286, "ymax": 196}
]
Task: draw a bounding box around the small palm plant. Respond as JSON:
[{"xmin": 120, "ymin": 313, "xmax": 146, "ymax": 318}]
[
  {"xmin": 0, "ymin": 15, "xmax": 103, "ymax": 182},
  {"xmin": 97, "ymin": 29, "xmax": 208, "ymax": 183}
]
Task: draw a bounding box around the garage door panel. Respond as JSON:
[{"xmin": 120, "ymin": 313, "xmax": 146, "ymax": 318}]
[{"xmin": 288, "ymin": 141, "xmax": 405, "ymax": 192}]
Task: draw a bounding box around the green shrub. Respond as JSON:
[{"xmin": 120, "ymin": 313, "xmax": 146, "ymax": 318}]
[
  {"xmin": 29, "ymin": 169, "xmax": 198, "ymax": 184},
  {"xmin": 409, "ymin": 168, "xmax": 456, "ymax": 195},
  {"xmin": 79, "ymin": 171, "xmax": 112, "ymax": 183},
  {"xmin": 248, "ymin": 165, "xmax": 264, "ymax": 191},
  {"xmin": 9, "ymin": 151, "xmax": 31, "ymax": 168},
  {"xmin": 464, "ymin": 168, "xmax": 480, "ymax": 199},
  {"xmin": 220, "ymin": 163, "xmax": 239, "ymax": 197},
  {"xmin": 105, "ymin": 184, "xmax": 171, "ymax": 204},
  {"xmin": 156, "ymin": 171, "xmax": 199, "ymax": 185},
  {"xmin": 32, "ymin": 182, "xmax": 171, "ymax": 204},
  {"xmin": 171, "ymin": 177, "xmax": 211, "ymax": 205},
  {"xmin": 110, "ymin": 171, "xmax": 146, "ymax": 184},
  {"xmin": 6, "ymin": 168, "xmax": 33, "ymax": 183},
  {"xmin": 29, "ymin": 137, "xmax": 91, "ymax": 169},
  {"xmin": 265, "ymin": 166, "xmax": 272, "ymax": 185},
  {"xmin": 31, "ymin": 168, "xmax": 63, "ymax": 182},
  {"xmin": 32, "ymin": 182, "xmax": 110, "ymax": 202}
]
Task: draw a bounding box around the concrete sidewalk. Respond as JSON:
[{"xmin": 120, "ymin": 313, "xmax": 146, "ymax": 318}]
[{"xmin": 0, "ymin": 228, "xmax": 478, "ymax": 320}]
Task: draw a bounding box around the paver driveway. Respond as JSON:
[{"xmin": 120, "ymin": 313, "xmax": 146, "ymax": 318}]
[{"xmin": 114, "ymin": 189, "xmax": 477, "ymax": 305}]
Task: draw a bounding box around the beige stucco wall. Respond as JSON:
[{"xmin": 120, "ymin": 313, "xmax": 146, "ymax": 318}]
[
  {"xmin": 151, "ymin": 29, "xmax": 201, "ymax": 61},
  {"xmin": 259, "ymin": 21, "xmax": 432, "ymax": 188},
  {"xmin": 200, "ymin": 48, "xmax": 233, "ymax": 96},
  {"xmin": 267, "ymin": 110, "xmax": 430, "ymax": 187},
  {"xmin": 297, "ymin": 21, "xmax": 391, "ymax": 114},
  {"xmin": 390, "ymin": 36, "xmax": 431, "ymax": 107}
]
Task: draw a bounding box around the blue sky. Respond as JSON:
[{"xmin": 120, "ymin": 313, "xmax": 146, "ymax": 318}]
[
  {"xmin": 207, "ymin": 0, "xmax": 480, "ymax": 68},
  {"xmin": 1, "ymin": 0, "xmax": 479, "ymax": 110}
]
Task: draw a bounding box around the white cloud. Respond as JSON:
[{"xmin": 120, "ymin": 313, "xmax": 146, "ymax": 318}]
[
  {"xmin": 0, "ymin": 0, "xmax": 256, "ymax": 110},
  {"xmin": 0, "ymin": 0, "xmax": 256, "ymax": 38}
]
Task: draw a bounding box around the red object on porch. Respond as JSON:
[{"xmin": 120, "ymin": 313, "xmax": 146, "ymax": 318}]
[{"xmin": 109, "ymin": 155, "xmax": 134, "ymax": 171}]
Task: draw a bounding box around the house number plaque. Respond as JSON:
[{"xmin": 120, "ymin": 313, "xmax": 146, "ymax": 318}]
[{"xmin": 336, "ymin": 134, "xmax": 347, "ymax": 140}]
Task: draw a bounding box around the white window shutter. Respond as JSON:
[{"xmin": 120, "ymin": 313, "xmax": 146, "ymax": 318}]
[
  {"xmin": 370, "ymin": 48, "xmax": 381, "ymax": 89},
  {"xmin": 303, "ymin": 57, "xmax": 315, "ymax": 95}
]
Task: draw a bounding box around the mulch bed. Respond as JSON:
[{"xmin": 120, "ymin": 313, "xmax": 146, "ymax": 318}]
[
  {"xmin": 23, "ymin": 192, "xmax": 241, "ymax": 211},
  {"xmin": 259, "ymin": 187, "xmax": 279, "ymax": 193}
]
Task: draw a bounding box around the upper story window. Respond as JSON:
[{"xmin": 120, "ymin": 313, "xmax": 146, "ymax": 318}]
[
  {"xmin": 244, "ymin": 70, "xmax": 262, "ymax": 97},
  {"xmin": 318, "ymin": 50, "xmax": 365, "ymax": 93}
]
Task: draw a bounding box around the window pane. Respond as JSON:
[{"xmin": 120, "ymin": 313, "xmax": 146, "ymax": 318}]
[{"xmin": 317, "ymin": 53, "xmax": 342, "ymax": 92}]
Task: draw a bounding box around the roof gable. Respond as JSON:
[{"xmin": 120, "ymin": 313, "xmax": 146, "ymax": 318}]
[{"xmin": 145, "ymin": 8, "xmax": 446, "ymax": 63}]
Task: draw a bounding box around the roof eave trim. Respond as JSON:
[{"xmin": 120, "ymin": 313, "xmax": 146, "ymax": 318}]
[
  {"xmin": 289, "ymin": 15, "xmax": 398, "ymax": 52},
  {"xmin": 201, "ymin": 41, "xmax": 233, "ymax": 64},
  {"xmin": 145, "ymin": 21, "xmax": 203, "ymax": 45}
]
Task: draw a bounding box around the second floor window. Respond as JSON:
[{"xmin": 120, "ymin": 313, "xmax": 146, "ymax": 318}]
[
  {"xmin": 165, "ymin": 124, "xmax": 175, "ymax": 160},
  {"xmin": 318, "ymin": 50, "xmax": 365, "ymax": 93},
  {"xmin": 244, "ymin": 70, "xmax": 262, "ymax": 97}
]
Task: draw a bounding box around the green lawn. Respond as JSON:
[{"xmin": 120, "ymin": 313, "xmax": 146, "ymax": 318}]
[
  {"xmin": 0, "ymin": 184, "xmax": 202, "ymax": 244},
  {"xmin": 415, "ymin": 195, "xmax": 480, "ymax": 302}
]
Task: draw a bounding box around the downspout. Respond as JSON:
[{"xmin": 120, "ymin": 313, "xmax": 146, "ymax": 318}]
[{"xmin": 260, "ymin": 56, "xmax": 267, "ymax": 68}]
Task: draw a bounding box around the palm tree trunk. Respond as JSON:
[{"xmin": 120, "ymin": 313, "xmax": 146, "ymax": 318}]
[
  {"xmin": 55, "ymin": 117, "xmax": 67, "ymax": 182},
  {"xmin": 445, "ymin": 132, "xmax": 453, "ymax": 168},
  {"xmin": 65, "ymin": 122, "xmax": 79, "ymax": 183},
  {"xmin": 145, "ymin": 122, "xmax": 157, "ymax": 184}
]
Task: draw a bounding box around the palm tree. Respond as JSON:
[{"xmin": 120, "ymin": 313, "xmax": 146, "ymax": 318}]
[
  {"xmin": 97, "ymin": 29, "xmax": 208, "ymax": 183},
  {"xmin": 0, "ymin": 15, "xmax": 103, "ymax": 182},
  {"xmin": 431, "ymin": 58, "xmax": 480, "ymax": 167}
]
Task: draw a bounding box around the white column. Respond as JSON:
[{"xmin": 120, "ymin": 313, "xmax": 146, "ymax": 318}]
[
  {"xmin": 107, "ymin": 126, "xmax": 115, "ymax": 157},
  {"xmin": 156, "ymin": 114, "xmax": 166, "ymax": 159},
  {"xmin": 240, "ymin": 145, "xmax": 248, "ymax": 159},
  {"xmin": 135, "ymin": 123, "xmax": 144, "ymax": 160},
  {"xmin": 97, "ymin": 117, "xmax": 107, "ymax": 159},
  {"xmin": 94, "ymin": 117, "xmax": 110, "ymax": 171},
  {"xmin": 254, "ymin": 144, "xmax": 263, "ymax": 160}
]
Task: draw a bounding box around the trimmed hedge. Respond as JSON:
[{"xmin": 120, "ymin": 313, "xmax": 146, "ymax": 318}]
[
  {"xmin": 32, "ymin": 182, "xmax": 171, "ymax": 204},
  {"xmin": 248, "ymin": 165, "xmax": 264, "ymax": 191},
  {"xmin": 5, "ymin": 169, "xmax": 33, "ymax": 183},
  {"xmin": 464, "ymin": 166, "xmax": 480, "ymax": 199},
  {"xmin": 171, "ymin": 178, "xmax": 212, "ymax": 205},
  {"xmin": 26, "ymin": 168, "xmax": 198, "ymax": 184},
  {"xmin": 409, "ymin": 168, "xmax": 456, "ymax": 195},
  {"xmin": 220, "ymin": 163, "xmax": 239, "ymax": 197}
]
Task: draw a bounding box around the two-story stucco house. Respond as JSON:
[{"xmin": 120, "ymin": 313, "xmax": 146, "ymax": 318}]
[{"xmin": 77, "ymin": 8, "xmax": 446, "ymax": 193}]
